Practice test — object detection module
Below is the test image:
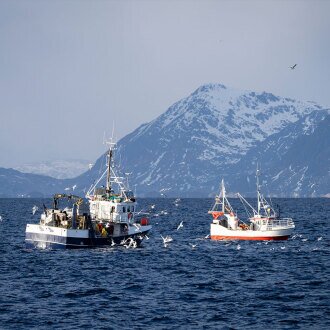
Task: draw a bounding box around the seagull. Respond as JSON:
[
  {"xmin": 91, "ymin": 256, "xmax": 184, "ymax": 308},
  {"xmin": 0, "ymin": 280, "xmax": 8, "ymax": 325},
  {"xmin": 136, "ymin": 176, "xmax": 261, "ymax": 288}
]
[
  {"xmin": 150, "ymin": 204, "xmax": 156, "ymax": 209},
  {"xmin": 190, "ymin": 243, "xmax": 198, "ymax": 249},
  {"xmin": 120, "ymin": 238, "xmax": 128, "ymax": 245},
  {"xmin": 237, "ymin": 244, "xmax": 241, "ymax": 250},
  {"xmin": 32, "ymin": 205, "xmax": 39, "ymax": 215},
  {"xmin": 204, "ymin": 234, "xmax": 210, "ymax": 239},
  {"xmin": 64, "ymin": 187, "xmax": 70, "ymax": 191},
  {"xmin": 72, "ymin": 184, "xmax": 77, "ymax": 191},
  {"xmin": 290, "ymin": 64, "xmax": 297, "ymax": 70},
  {"xmin": 111, "ymin": 239, "xmax": 116, "ymax": 247},
  {"xmin": 161, "ymin": 235, "xmax": 173, "ymax": 247},
  {"xmin": 133, "ymin": 223, "xmax": 140, "ymax": 230},
  {"xmin": 125, "ymin": 238, "xmax": 137, "ymax": 249},
  {"xmin": 317, "ymin": 237, "xmax": 323, "ymax": 241},
  {"xmin": 177, "ymin": 221, "xmax": 184, "ymax": 231}
]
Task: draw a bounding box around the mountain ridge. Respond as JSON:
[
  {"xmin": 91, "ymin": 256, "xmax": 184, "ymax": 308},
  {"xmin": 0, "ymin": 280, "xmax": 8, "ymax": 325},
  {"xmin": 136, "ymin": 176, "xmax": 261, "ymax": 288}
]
[{"xmin": 0, "ymin": 83, "xmax": 328, "ymax": 197}]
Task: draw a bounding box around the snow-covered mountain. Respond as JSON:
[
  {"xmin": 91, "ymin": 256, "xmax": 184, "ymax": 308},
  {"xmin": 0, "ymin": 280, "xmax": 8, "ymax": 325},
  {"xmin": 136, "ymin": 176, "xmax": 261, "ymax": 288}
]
[
  {"xmin": 0, "ymin": 83, "xmax": 328, "ymax": 197},
  {"xmin": 226, "ymin": 109, "xmax": 330, "ymax": 197},
  {"xmin": 14, "ymin": 159, "xmax": 92, "ymax": 179},
  {"xmin": 106, "ymin": 83, "xmax": 327, "ymax": 196}
]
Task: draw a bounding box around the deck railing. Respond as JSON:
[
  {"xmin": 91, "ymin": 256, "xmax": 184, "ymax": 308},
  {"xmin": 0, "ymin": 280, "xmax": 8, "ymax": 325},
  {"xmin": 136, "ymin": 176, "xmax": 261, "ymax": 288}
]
[{"xmin": 265, "ymin": 218, "xmax": 295, "ymax": 230}]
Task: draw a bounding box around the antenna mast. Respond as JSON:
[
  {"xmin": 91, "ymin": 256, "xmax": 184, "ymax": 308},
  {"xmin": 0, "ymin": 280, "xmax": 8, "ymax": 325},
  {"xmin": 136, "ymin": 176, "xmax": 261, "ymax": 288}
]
[
  {"xmin": 106, "ymin": 146, "xmax": 112, "ymax": 195},
  {"xmin": 256, "ymin": 163, "xmax": 261, "ymax": 215},
  {"xmin": 221, "ymin": 179, "xmax": 225, "ymax": 213}
]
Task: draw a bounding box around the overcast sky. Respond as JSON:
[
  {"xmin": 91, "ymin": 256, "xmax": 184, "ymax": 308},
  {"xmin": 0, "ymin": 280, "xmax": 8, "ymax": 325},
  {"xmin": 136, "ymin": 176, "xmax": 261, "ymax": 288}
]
[{"xmin": 0, "ymin": 0, "xmax": 329, "ymax": 167}]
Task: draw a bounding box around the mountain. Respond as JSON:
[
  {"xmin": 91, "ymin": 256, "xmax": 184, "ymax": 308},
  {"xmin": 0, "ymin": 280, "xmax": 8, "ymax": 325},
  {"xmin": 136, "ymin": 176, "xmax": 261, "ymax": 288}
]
[
  {"xmin": 0, "ymin": 168, "xmax": 66, "ymax": 197},
  {"xmin": 0, "ymin": 83, "xmax": 328, "ymax": 197},
  {"xmin": 14, "ymin": 159, "xmax": 92, "ymax": 179},
  {"xmin": 226, "ymin": 109, "xmax": 330, "ymax": 197},
  {"xmin": 103, "ymin": 83, "xmax": 328, "ymax": 197}
]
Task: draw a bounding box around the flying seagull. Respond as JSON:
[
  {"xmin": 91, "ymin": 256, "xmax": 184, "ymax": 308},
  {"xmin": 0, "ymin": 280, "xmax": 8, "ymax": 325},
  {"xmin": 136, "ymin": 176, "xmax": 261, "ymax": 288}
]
[
  {"xmin": 32, "ymin": 205, "xmax": 39, "ymax": 215},
  {"xmin": 177, "ymin": 221, "xmax": 184, "ymax": 231},
  {"xmin": 290, "ymin": 64, "xmax": 297, "ymax": 70},
  {"xmin": 161, "ymin": 235, "xmax": 173, "ymax": 247}
]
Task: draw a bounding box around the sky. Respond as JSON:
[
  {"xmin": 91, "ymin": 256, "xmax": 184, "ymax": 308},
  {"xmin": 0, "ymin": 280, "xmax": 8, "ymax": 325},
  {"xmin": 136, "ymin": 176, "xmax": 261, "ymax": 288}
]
[{"xmin": 0, "ymin": 0, "xmax": 329, "ymax": 167}]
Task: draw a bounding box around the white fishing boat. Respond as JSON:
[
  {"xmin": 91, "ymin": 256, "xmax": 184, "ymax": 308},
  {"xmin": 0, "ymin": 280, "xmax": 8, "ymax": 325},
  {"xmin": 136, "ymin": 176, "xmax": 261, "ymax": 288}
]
[
  {"xmin": 209, "ymin": 170, "xmax": 295, "ymax": 241},
  {"xmin": 25, "ymin": 142, "xmax": 151, "ymax": 249}
]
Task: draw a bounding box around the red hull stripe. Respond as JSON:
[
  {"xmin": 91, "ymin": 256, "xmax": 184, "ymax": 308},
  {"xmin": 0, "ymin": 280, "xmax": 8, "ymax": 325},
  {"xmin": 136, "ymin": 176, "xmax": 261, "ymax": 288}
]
[{"xmin": 211, "ymin": 235, "xmax": 289, "ymax": 241}]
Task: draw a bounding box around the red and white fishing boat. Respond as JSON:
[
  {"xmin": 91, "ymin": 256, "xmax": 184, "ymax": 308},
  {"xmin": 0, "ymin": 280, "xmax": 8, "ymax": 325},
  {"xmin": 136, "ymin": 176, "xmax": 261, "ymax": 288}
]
[{"xmin": 209, "ymin": 170, "xmax": 295, "ymax": 241}]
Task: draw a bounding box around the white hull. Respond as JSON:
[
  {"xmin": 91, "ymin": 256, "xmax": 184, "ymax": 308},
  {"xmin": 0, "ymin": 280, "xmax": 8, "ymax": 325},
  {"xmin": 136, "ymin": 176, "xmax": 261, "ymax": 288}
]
[
  {"xmin": 210, "ymin": 223, "xmax": 294, "ymax": 241},
  {"xmin": 25, "ymin": 223, "xmax": 151, "ymax": 249}
]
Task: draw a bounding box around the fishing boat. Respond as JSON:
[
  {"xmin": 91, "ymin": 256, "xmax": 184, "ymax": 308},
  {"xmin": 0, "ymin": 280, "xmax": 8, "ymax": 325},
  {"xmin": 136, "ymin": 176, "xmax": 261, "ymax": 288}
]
[
  {"xmin": 209, "ymin": 170, "xmax": 295, "ymax": 241},
  {"xmin": 25, "ymin": 142, "xmax": 151, "ymax": 249}
]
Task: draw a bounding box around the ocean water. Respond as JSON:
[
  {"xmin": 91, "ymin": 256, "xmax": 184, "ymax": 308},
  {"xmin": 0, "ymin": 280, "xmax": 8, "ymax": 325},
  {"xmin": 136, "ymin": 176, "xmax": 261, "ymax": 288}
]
[{"xmin": 0, "ymin": 198, "xmax": 329, "ymax": 329}]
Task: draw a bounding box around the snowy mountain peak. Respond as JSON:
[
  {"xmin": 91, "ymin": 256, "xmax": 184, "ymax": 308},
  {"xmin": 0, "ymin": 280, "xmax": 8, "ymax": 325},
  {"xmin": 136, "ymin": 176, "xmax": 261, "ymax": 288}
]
[
  {"xmin": 192, "ymin": 83, "xmax": 227, "ymax": 95},
  {"xmin": 104, "ymin": 83, "xmax": 327, "ymax": 197}
]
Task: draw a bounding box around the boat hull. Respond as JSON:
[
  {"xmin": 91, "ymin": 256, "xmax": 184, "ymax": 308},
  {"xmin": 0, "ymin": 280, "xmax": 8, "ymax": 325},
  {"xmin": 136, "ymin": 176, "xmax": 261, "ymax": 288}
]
[
  {"xmin": 210, "ymin": 224, "xmax": 293, "ymax": 241},
  {"xmin": 25, "ymin": 224, "xmax": 151, "ymax": 249}
]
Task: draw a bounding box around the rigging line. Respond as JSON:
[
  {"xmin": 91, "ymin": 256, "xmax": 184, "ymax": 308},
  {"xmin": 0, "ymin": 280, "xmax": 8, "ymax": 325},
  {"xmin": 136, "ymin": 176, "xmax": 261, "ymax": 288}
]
[{"xmin": 238, "ymin": 193, "xmax": 253, "ymax": 219}]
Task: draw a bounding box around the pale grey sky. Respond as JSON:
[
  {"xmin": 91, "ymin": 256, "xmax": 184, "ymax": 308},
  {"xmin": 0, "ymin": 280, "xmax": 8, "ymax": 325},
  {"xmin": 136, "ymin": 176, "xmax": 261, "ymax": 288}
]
[{"xmin": 0, "ymin": 0, "xmax": 329, "ymax": 167}]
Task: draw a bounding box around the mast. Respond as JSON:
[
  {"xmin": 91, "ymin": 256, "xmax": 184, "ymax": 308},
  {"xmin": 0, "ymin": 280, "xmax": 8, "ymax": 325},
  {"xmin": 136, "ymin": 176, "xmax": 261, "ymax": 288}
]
[
  {"xmin": 106, "ymin": 146, "xmax": 113, "ymax": 196},
  {"xmin": 256, "ymin": 163, "xmax": 261, "ymax": 215},
  {"xmin": 221, "ymin": 179, "xmax": 225, "ymax": 213}
]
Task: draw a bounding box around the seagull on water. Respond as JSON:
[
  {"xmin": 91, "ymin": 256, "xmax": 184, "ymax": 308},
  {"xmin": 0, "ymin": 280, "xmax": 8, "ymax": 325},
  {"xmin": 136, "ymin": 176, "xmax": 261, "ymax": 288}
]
[
  {"xmin": 177, "ymin": 221, "xmax": 184, "ymax": 231},
  {"xmin": 189, "ymin": 243, "xmax": 198, "ymax": 249}
]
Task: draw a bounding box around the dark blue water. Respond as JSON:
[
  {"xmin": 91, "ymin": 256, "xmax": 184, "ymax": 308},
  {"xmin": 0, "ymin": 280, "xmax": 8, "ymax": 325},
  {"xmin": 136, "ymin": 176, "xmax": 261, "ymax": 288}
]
[{"xmin": 0, "ymin": 198, "xmax": 329, "ymax": 329}]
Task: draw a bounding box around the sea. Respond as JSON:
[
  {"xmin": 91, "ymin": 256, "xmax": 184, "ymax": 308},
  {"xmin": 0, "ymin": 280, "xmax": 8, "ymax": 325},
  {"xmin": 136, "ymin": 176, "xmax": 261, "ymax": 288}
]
[{"xmin": 0, "ymin": 198, "xmax": 329, "ymax": 330}]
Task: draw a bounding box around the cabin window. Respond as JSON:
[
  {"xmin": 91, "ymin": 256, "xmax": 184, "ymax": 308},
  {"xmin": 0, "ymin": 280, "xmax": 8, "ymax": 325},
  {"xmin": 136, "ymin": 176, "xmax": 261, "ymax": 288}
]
[
  {"xmin": 123, "ymin": 207, "xmax": 126, "ymax": 213},
  {"xmin": 111, "ymin": 206, "xmax": 115, "ymax": 213},
  {"xmin": 131, "ymin": 206, "xmax": 135, "ymax": 212},
  {"xmin": 127, "ymin": 206, "xmax": 130, "ymax": 212}
]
